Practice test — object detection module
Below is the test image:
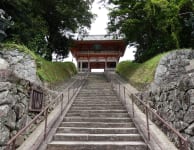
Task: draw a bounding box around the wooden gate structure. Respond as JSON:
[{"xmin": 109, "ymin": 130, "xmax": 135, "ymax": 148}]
[{"xmin": 70, "ymin": 35, "xmax": 127, "ymax": 72}]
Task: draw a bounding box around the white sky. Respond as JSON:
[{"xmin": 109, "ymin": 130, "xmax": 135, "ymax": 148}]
[{"xmin": 63, "ymin": 0, "xmax": 135, "ymax": 65}]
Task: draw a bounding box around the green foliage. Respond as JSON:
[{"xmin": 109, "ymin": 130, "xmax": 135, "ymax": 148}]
[
  {"xmin": 0, "ymin": 0, "xmax": 94, "ymax": 60},
  {"xmin": 116, "ymin": 53, "xmax": 167, "ymax": 90},
  {"xmin": 107, "ymin": 0, "xmax": 194, "ymax": 62},
  {"xmin": 178, "ymin": 0, "xmax": 194, "ymax": 48},
  {"xmin": 2, "ymin": 43, "xmax": 77, "ymax": 83},
  {"xmin": 37, "ymin": 59, "xmax": 77, "ymax": 83}
]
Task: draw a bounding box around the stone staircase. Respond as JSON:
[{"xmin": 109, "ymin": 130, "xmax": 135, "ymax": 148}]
[{"xmin": 47, "ymin": 73, "xmax": 148, "ymax": 150}]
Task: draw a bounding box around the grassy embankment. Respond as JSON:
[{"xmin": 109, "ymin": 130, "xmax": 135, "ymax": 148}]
[
  {"xmin": 2, "ymin": 43, "xmax": 77, "ymax": 83},
  {"xmin": 116, "ymin": 53, "xmax": 167, "ymax": 90}
]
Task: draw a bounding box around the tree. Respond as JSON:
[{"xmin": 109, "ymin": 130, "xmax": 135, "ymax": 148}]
[
  {"xmin": 36, "ymin": 0, "xmax": 94, "ymax": 60},
  {"xmin": 0, "ymin": 0, "xmax": 49, "ymax": 57},
  {"xmin": 0, "ymin": 0, "xmax": 94, "ymax": 60},
  {"xmin": 178, "ymin": 0, "xmax": 194, "ymax": 49},
  {"xmin": 107, "ymin": 0, "xmax": 193, "ymax": 62},
  {"xmin": 0, "ymin": 9, "xmax": 12, "ymax": 42}
]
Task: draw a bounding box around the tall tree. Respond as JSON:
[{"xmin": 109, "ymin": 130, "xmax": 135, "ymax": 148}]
[
  {"xmin": 107, "ymin": 0, "xmax": 194, "ymax": 62},
  {"xmin": 0, "ymin": 0, "xmax": 94, "ymax": 60},
  {"xmin": 178, "ymin": 0, "xmax": 194, "ymax": 48},
  {"xmin": 35, "ymin": 0, "xmax": 94, "ymax": 60}
]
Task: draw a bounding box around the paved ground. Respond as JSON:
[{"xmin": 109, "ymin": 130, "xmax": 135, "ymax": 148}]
[
  {"xmin": 109, "ymin": 72, "xmax": 178, "ymax": 150},
  {"xmin": 18, "ymin": 72, "xmax": 178, "ymax": 150}
]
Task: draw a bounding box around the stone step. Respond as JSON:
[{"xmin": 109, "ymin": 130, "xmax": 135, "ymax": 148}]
[
  {"xmin": 70, "ymin": 106, "xmax": 124, "ymax": 110},
  {"xmin": 47, "ymin": 141, "xmax": 147, "ymax": 150},
  {"xmin": 77, "ymin": 95, "xmax": 117, "ymax": 98},
  {"xmin": 78, "ymin": 94, "xmax": 116, "ymax": 96},
  {"xmin": 56, "ymin": 127, "xmax": 138, "ymax": 134},
  {"xmin": 77, "ymin": 94, "xmax": 117, "ymax": 96},
  {"xmin": 68, "ymin": 109, "xmax": 127, "ymax": 113},
  {"xmin": 76, "ymin": 96, "xmax": 118, "ymax": 99},
  {"xmin": 72, "ymin": 104, "xmax": 123, "ymax": 106},
  {"xmin": 83, "ymin": 87, "xmax": 112, "ymax": 89},
  {"xmin": 73, "ymin": 98, "xmax": 118, "ymax": 100},
  {"xmin": 66, "ymin": 112, "xmax": 129, "ymax": 117},
  {"xmin": 78, "ymin": 93, "xmax": 115, "ymax": 95},
  {"xmin": 77, "ymin": 92, "xmax": 116, "ymax": 95},
  {"xmin": 53, "ymin": 133, "xmax": 143, "ymax": 141},
  {"xmin": 78, "ymin": 91, "xmax": 115, "ymax": 94},
  {"xmin": 75, "ymin": 97, "xmax": 118, "ymax": 99},
  {"xmin": 79, "ymin": 87, "xmax": 112, "ymax": 89},
  {"xmin": 74, "ymin": 99, "xmax": 120, "ymax": 103},
  {"xmin": 47, "ymin": 74, "xmax": 147, "ymax": 150},
  {"xmin": 67, "ymin": 110, "xmax": 128, "ymax": 113},
  {"xmin": 73, "ymin": 100, "xmax": 119, "ymax": 103},
  {"xmin": 71, "ymin": 104, "xmax": 123, "ymax": 107},
  {"xmin": 80, "ymin": 89, "xmax": 113, "ymax": 92},
  {"xmin": 79, "ymin": 90, "xmax": 110, "ymax": 92},
  {"xmin": 59, "ymin": 122, "xmax": 134, "ymax": 128},
  {"xmin": 63, "ymin": 117, "xmax": 131, "ymax": 123},
  {"xmin": 72, "ymin": 102, "xmax": 122, "ymax": 106}
]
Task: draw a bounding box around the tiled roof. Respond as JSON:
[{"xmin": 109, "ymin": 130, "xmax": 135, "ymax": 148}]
[{"xmin": 79, "ymin": 35, "xmax": 122, "ymax": 40}]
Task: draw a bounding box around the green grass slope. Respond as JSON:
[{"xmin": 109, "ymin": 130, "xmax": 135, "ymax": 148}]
[
  {"xmin": 116, "ymin": 53, "xmax": 167, "ymax": 90},
  {"xmin": 2, "ymin": 43, "xmax": 77, "ymax": 83}
]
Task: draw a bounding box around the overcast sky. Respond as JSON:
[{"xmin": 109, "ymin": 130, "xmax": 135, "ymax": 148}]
[{"xmin": 63, "ymin": 0, "xmax": 135, "ymax": 64}]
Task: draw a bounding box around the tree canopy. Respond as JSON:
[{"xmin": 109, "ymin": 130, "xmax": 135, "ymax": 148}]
[
  {"xmin": 0, "ymin": 0, "xmax": 94, "ymax": 60},
  {"xmin": 107, "ymin": 0, "xmax": 194, "ymax": 62}
]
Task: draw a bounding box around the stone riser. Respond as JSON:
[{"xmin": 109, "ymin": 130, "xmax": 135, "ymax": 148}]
[
  {"xmin": 68, "ymin": 109, "xmax": 127, "ymax": 113},
  {"xmin": 73, "ymin": 100, "xmax": 119, "ymax": 103},
  {"xmin": 82, "ymin": 86, "xmax": 112, "ymax": 89},
  {"xmin": 63, "ymin": 117, "xmax": 131, "ymax": 122},
  {"xmin": 59, "ymin": 122, "xmax": 134, "ymax": 128},
  {"xmin": 47, "ymin": 141, "xmax": 147, "ymax": 150},
  {"xmin": 72, "ymin": 104, "xmax": 123, "ymax": 106},
  {"xmin": 75, "ymin": 97, "xmax": 118, "ymax": 99},
  {"xmin": 76, "ymin": 95, "xmax": 117, "ymax": 98},
  {"xmin": 72, "ymin": 103, "xmax": 122, "ymax": 106},
  {"xmin": 70, "ymin": 106, "xmax": 124, "ymax": 110},
  {"xmin": 66, "ymin": 112, "xmax": 129, "ymax": 117},
  {"xmin": 78, "ymin": 91, "xmax": 115, "ymax": 93},
  {"xmin": 69, "ymin": 105, "xmax": 123, "ymax": 108},
  {"xmin": 75, "ymin": 95, "xmax": 117, "ymax": 98},
  {"xmin": 56, "ymin": 127, "xmax": 138, "ymax": 134},
  {"xmin": 53, "ymin": 133, "xmax": 143, "ymax": 141},
  {"xmin": 78, "ymin": 94, "xmax": 115, "ymax": 96},
  {"xmin": 68, "ymin": 109, "xmax": 128, "ymax": 113},
  {"xmin": 73, "ymin": 101, "xmax": 121, "ymax": 105},
  {"xmin": 79, "ymin": 87, "xmax": 112, "ymax": 89},
  {"xmin": 80, "ymin": 89, "xmax": 113, "ymax": 91}
]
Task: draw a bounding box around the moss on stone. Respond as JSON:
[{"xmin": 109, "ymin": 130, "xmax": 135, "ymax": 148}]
[{"xmin": 1, "ymin": 43, "xmax": 77, "ymax": 83}]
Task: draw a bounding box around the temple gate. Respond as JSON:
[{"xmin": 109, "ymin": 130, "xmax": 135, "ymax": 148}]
[{"xmin": 70, "ymin": 35, "xmax": 127, "ymax": 72}]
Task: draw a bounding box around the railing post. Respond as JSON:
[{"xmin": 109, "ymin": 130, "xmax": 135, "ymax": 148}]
[
  {"xmin": 124, "ymin": 86, "xmax": 126, "ymax": 104},
  {"xmin": 184, "ymin": 138, "xmax": 189, "ymax": 150},
  {"xmin": 119, "ymin": 82, "xmax": 121, "ymax": 99},
  {"xmin": 12, "ymin": 139, "xmax": 16, "ymax": 150},
  {"xmin": 61, "ymin": 93, "xmax": 63, "ymax": 115},
  {"xmin": 44, "ymin": 108, "xmax": 48, "ymax": 140},
  {"xmin": 110, "ymin": 79, "xmax": 113, "ymax": 89},
  {"xmin": 179, "ymin": 137, "xmax": 189, "ymax": 150},
  {"xmin": 68, "ymin": 88, "xmax": 70, "ymax": 103},
  {"xmin": 131, "ymin": 94, "xmax": 135, "ymax": 117},
  {"xmin": 72, "ymin": 86, "xmax": 74, "ymax": 100},
  {"xmin": 8, "ymin": 140, "xmax": 16, "ymax": 150},
  {"xmin": 146, "ymin": 106, "xmax": 150, "ymax": 141},
  {"xmin": 179, "ymin": 137, "xmax": 183, "ymax": 150}
]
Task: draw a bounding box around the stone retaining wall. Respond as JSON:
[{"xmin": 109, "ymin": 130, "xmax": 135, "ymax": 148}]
[
  {"xmin": 139, "ymin": 49, "xmax": 194, "ymax": 149},
  {"xmin": 0, "ymin": 49, "xmax": 57, "ymax": 150},
  {"xmin": 0, "ymin": 48, "xmax": 42, "ymax": 85}
]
